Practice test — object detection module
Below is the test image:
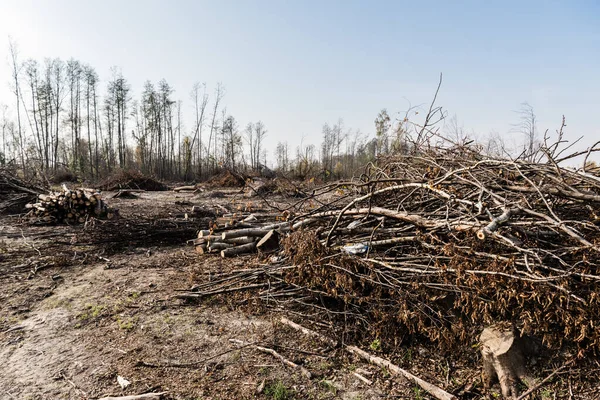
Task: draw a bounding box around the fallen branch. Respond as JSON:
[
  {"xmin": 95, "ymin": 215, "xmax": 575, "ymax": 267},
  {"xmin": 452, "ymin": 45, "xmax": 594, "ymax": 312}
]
[
  {"xmin": 346, "ymin": 345, "xmax": 457, "ymax": 400},
  {"xmin": 280, "ymin": 317, "xmax": 338, "ymax": 347},
  {"xmin": 280, "ymin": 317, "xmax": 455, "ymax": 400},
  {"xmin": 97, "ymin": 392, "xmax": 167, "ymax": 400},
  {"xmin": 230, "ymin": 339, "xmax": 312, "ymax": 379}
]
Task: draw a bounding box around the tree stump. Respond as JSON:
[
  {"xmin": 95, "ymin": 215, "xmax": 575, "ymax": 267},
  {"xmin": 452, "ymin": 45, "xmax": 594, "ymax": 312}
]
[{"xmin": 480, "ymin": 322, "xmax": 534, "ymax": 399}]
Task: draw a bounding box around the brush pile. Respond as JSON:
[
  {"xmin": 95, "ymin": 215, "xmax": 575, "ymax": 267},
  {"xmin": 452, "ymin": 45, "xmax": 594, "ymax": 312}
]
[
  {"xmin": 189, "ymin": 143, "xmax": 600, "ymax": 356},
  {"xmin": 206, "ymin": 169, "xmax": 246, "ymax": 188},
  {"xmin": 0, "ymin": 168, "xmax": 46, "ymax": 214},
  {"xmin": 100, "ymin": 170, "xmax": 168, "ymax": 191},
  {"xmin": 25, "ymin": 185, "xmax": 116, "ymax": 223}
]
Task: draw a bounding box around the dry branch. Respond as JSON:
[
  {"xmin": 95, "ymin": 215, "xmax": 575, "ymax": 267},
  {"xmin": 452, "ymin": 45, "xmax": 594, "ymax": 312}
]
[
  {"xmin": 280, "ymin": 317, "xmax": 338, "ymax": 347},
  {"xmin": 97, "ymin": 393, "xmax": 167, "ymax": 400},
  {"xmin": 346, "ymin": 345, "xmax": 457, "ymax": 400},
  {"xmin": 229, "ymin": 339, "xmax": 312, "ymax": 379}
]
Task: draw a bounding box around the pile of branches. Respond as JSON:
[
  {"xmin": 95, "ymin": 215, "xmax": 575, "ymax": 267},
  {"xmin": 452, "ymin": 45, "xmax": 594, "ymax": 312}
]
[
  {"xmin": 25, "ymin": 186, "xmax": 116, "ymax": 224},
  {"xmin": 0, "ymin": 167, "xmax": 47, "ymax": 214},
  {"xmin": 189, "ymin": 143, "xmax": 600, "ymax": 356},
  {"xmin": 205, "ymin": 169, "xmax": 246, "ymax": 188},
  {"xmin": 99, "ymin": 170, "xmax": 168, "ymax": 191}
]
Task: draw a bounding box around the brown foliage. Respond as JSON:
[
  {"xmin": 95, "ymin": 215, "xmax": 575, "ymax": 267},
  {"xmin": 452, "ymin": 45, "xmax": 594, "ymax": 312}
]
[{"xmin": 205, "ymin": 169, "xmax": 245, "ymax": 188}]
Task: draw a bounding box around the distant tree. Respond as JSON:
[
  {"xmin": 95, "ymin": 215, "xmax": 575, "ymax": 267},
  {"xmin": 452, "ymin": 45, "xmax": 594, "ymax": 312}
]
[
  {"xmin": 221, "ymin": 115, "xmax": 241, "ymax": 169},
  {"xmin": 83, "ymin": 65, "xmax": 99, "ymax": 177},
  {"xmin": 275, "ymin": 141, "xmax": 289, "ymax": 172},
  {"xmin": 188, "ymin": 82, "xmax": 208, "ymax": 179},
  {"xmin": 513, "ymin": 102, "xmax": 538, "ymax": 161},
  {"xmin": 49, "ymin": 58, "xmax": 65, "ymax": 170},
  {"xmin": 206, "ymin": 83, "xmax": 224, "ymax": 175},
  {"xmin": 0, "ymin": 104, "xmax": 10, "ymax": 163},
  {"xmin": 8, "ymin": 38, "xmax": 25, "ymax": 169},
  {"xmin": 66, "ymin": 59, "xmax": 83, "ymax": 171},
  {"xmin": 105, "ymin": 68, "xmax": 130, "ymax": 169},
  {"xmin": 374, "ymin": 109, "xmax": 391, "ymax": 156},
  {"xmin": 252, "ymin": 121, "xmax": 267, "ymax": 170},
  {"xmin": 295, "ymin": 141, "xmax": 317, "ymax": 179}
]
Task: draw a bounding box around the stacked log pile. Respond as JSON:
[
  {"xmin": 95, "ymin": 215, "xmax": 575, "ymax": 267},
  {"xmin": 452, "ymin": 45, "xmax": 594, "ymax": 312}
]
[
  {"xmin": 25, "ymin": 185, "xmax": 116, "ymax": 223},
  {"xmin": 188, "ymin": 143, "xmax": 600, "ymax": 359}
]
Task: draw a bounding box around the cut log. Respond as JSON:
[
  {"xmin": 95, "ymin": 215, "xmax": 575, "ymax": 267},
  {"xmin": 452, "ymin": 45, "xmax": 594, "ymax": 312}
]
[
  {"xmin": 221, "ymin": 228, "xmax": 270, "ymax": 240},
  {"xmin": 197, "ymin": 230, "xmax": 211, "ymax": 238},
  {"xmin": 26, "ymin": 186, "xmax": 113, "ymax": 224},
  {"xmin": 480, "ymin": 322, "xmax": 535, "ymax": 399},
  {"xmin": 173, "ymin": 185, "xmax": 197, "ymax": 192},
  {"xmin": 257, "ymin": 230, "xmax": 280, "ymax": 253},
  {"xmin": 226, "ymin": 236, "xmax": 257, "ymax": 245},
  {"xmin": 220, "ymin": 242, "xmax": 257, "ymax": 258},
  {"xmin": 207, "ymin": 242, "xmax": 233, "ymax": 251}
]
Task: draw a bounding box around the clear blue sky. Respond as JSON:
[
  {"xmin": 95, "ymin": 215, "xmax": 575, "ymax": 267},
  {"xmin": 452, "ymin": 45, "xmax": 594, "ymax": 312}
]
[{"xmin": 1, "ymin": 0, "xmax": 599, "ymax": 162}]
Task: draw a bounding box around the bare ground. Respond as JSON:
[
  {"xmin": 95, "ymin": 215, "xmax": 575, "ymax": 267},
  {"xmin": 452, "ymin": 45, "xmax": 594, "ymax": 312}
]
[{"xmin": 0, "ymin": 190, "xmax": 437, "ymax": 400}]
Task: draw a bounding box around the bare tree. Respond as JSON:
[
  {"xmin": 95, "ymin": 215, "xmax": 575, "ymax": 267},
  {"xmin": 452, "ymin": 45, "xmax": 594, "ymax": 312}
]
[
  {"xmin": 245, "ymin": 122, "xmax": 254, "ymax": 170},
  {"xmin": 253, "ymin": 121, "xmax": 267, "ymax": 170},
  {"xmin": 49, "ymin": 58, "xmax": 65, "ymax": 171},
  {"xmin": 0, "ymin": 104, "xmax": 10, "ymax": 163},
  {"xmin": 8, "ymin": 38, "xmax": 25, "ymax": 169},
  {"xmin": 275, "ymin": 141, "xmax": 289, "ymax": 172},
  {"xmin": 513, "ymin": 102, "xmax": 538, "ymax": 161},
  {"xmin": 206, "ymin": 83, "xmax": 224, "ymax": 175},
  {"xmin": 374, "ymin": 109, "xmax": 391, "ymax": 156},
  {"xmin": 105, "ymin": 67, "xmax": 130, "ymax": 169},
  {"xmin": 221, "ymin": 115, "xmax": 241, "ymax": 169},
  {"xmin": 83, "ymin": 65, "xmax": 98, "ymax": 177}
]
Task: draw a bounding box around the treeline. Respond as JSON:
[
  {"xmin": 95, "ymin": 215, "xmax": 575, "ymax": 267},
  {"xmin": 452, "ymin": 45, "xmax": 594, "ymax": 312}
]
[
  {"xmin": 0, "ymin": 51, "xmax": 388, "ymax": 183},
  {"xmin": 0, "ymin": 42, "xmax": 386, "ymax": 182},
  {"xmin": 1, "ymin": 42, "xmax": 278, "ymax": 181},
  {"xmin": 1, "ymin": 42, "xmax": 557, "ymax": 183}
]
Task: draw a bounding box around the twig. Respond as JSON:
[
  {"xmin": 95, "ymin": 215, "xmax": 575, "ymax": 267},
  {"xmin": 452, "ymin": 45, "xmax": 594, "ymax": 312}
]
[
  {"xmin": 229, "ymin": 338, "xmax": 312, "ymax": 379},
  {"xmin": 516, "ymin": 360, "xmax": 575, "ymax": 400}
]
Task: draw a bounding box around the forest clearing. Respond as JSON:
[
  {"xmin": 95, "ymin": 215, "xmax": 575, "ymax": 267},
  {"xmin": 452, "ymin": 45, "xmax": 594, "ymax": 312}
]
[
  {"xmin": 2, "ymin": 139, "xmax": 600, "ymax": 400},
  {"xmin": 1, "ymin": 4, "xmax": 599, "ymax": 398}
]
